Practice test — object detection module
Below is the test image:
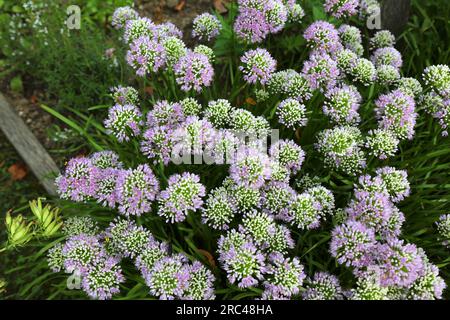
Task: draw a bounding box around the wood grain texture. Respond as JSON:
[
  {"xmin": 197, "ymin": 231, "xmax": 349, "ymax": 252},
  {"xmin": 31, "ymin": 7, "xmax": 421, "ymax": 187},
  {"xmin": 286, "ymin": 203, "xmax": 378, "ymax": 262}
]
[
  {"xmin": 381, "ymin": 0, "xmax": 411, "ymax": 36},
  {"xmin": 0, "ymin": 92, "xmax": 59, "ymax": 195}
]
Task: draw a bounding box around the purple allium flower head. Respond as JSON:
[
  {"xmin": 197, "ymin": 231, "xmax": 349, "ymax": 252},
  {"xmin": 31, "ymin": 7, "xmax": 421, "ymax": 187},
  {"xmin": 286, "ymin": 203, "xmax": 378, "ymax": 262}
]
[
  {"xmin": 182, "ymin": 261, "xmax": 216, "ymax": 300},
  {"xmin": 303, "ymin": 272, "xmax": 344, "ymax": 300},
  {"xmin": 268, "ymin": 69, "xmax": 313, "ymax": 102},
  {"xmin": 371, "ymin": 47, "xmax": 403, "ymax": 69},
  {"xmin": 436, "ymin": 214, "xmax": 450, "ymax": 248},
  {"xmin": 280, "ymin": 193, "xmax": 323, "ymax": 230},
  {"xmin": 47, "ymin": 243, "xmax": 64, "ymax": 273},
  {"xmin": 126, "ymin": 36, "xmax": 166, "ymax": 77},
  {"xmin": 240, "ymin": 210, "xmax": 277, "ymax": 247},
  {"xmin": 111, "ymin": 6, "xmax": 139, "ymax": 30},
  {"xmin": 230, "ymin": 147, "xmax": 272, "ymax": 189},
  {"xmin": 376, "ymin": 65, "xmax": 401, "ymax": 85},
  {"xmin": 192, "ymin": 13, "xmax": 222, "ymax": 41},
  {"xmin": 330, "ymin": 219, "xmax": 376, "ymax": 268},
  {"xmin": 123, "ymin": 17, "xmax": 156, "ymax": 44},
  {"xmin": 324, "ymin": 0, "xmax": 359, "ymax": 18},
  {"xmin": 266, "ymin": 224, "xmax": 295, "ymax": 254},
  {"xmin": 104, "ymin": 103, "xmax": 143, "ymax": 142},
  {"xmin": 205, "ymin": 129, "xmax": 240, "ymax": 165},
  {"xmin": 227, "ymin": 181, "xmax": 261, "ymax": 213},
  {"xmin": 346, "ymin": 189, "xmax": 394, "ymax": 234},
  {"xmin": 110, "ymin": 86, "xmax": 139, "ymax": 106},
  {"xmin": 90, "ymin": 151, "xmax": 123, "ymax": 169},
  {"xmin": 315, "ymin": 126, "xmax": 366, "ymax": 175},
  {"xmin": 263, "ymin": 252, "xmax": 306, "ymax": 298},
  {"xmin": 174, "ymin": 51, "xmax": 214, "ymax": 92},
  {"xmin": 145, "ymin": 254, "xmax": 190, "ymax": 300},
  {"xmin": 370, "ymin": 30, "xmax": 396, "ymax": 50},
  {"xmin": 307, "ymin": 185, "xmax": 336, "ymax": 216},
  {"xmin": 92, "ymin": 168, "xmax": 120, "ymax": 208},
  {"xmin": 396, "ymin": 77, "xmax": 423, "ymax": 98},
  {"xmin": 82, "ymin": 256, "xmax": 125, "ymax": 300},
  {"xmin": 303, "ymin": 21, "xmax": 342, "ymax": 54},
  {"xmin": 202, "ymin": 187, "xmax": 236, "ymax": 230},
  {"xmin": 263, "ymin": 0, "xmax": 288, "ymax": 33},
  {"xmin": 157, "ymin": 172, "xmax": 206, "ymax": 223},
  {"xmin": 162, "ymin": 36, "xmax": 187, "ymax": 68},
  {"xmin": 141, "ymin": 126, "xmax": 174, "ymax": 165},
  {"xmin": 62, "ymin": 216, "xmax": 99, "ymax": 238},
  {"xmin": 104, "ymin": 218, "xmax": 154, "ymax": 259},
  {"xmin": 154, "ymin": 22, "xmax": 183, "ymax": 40},
  {"xmin": 172, "ymin": 116, "xmax": 215, "ymax": 158},
  {"xmin": 323, "ymin": 84, "xmax": 362, "ymax": 125},
  {"xmin": 373, "ymin": 239, "xmax": 424, "ymax": 288},
  {"xmin": 234, "ymin": 8, "xmax": 270, "ymax": 44},
  {"xmin": 338, "ymin": 24, "xmax": 363, "ymax": 56},
  {"xmin": 240, "ymin": 48, "xmax": 277, "ymax": 85},
  {"xmin": 350, "ymin": 57, "xmax": 377, "ymax": 86},
  {"xmin": 56, "ymin": 157, "xmax": 98, "ymax": 202},
  {"xmin": 276, "ymin": 98, "xmax": 308, "ymax": 129},
  {"xmin": 375, "ymin": 89, "xmax": 417, "ymax": 140},
  {"xmin": 260, "ymin": 181, "xmax": 296, "ymax": 217},
  {"xmin": 335, "ymin": 48, "xmax": 358, "ymax": 73},
  {"xmin": 218, "ymin": 235, "xmax": 266, "ymax": 288},
  {"xmin": 146, "ymin": 100, "xmax": 185, "ymax": 128},
  {"xmin": 62, "ymin": 234, "xmax": 106, "ymax": 274},
  {"xmin": 115, "ymin": 164, "xmax": 160, "ymax": 217},
  {"xmin": 135, "ymin": 239, "xmax": 170, "ymax": 278},
  {"xmin": 269, "ymin": 139, "xmax": 305, "ymax": 174},
  {"xmin": 365, "ymin": 129, "xmax": 400, "ymax": 160},
  {"xmin": 408, "ymin": 260, "xmax": 446, "ymax": 300},
  {"xmin": 375, "ymin": 167, "xmax": 410, "ymax": 203},
  {"xmin": 302, "ymin": 53, "xmax": 340, "ymax": 91},
  {"xmin": 203, "ymin": 99, "xmax": 233, "ymax": 128},
  {"xmin": 423, "ymin": 64, "xmax": 450, "ymax": 95}
]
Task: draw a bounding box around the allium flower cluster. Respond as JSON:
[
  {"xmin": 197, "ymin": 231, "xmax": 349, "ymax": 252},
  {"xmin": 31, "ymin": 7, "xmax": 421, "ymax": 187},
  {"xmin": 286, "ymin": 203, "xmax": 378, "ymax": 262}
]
[
  {"xmin": 104, "ymin": 104, "xmax": 143, "ymax": 142},
  {"xmin": 217, "ymin": 230, "xmax": 266, "ymax": 288},
  {"xmin": 174, "ymin": 51, "xmax": 214, "ymax": 92},
  {"xmin": 375, "ymin": 90, "xmax": 417, "ymax": 140},
  {"xmin": 365, "ymin": 129, "xmax": 399, "ymax": 160},
  {"xmin": 276, "ymin": 98, "xmax": 308, "ymax": 129},
  {"xmin": 435, "ymin": 214, "xmax": 450, "ymax": 247},
  {"xmin": 111, "ymin": 86, "xmax": 139, "ymax": 106},
  {"xmin": 330, "ymin": 220, "xmax": 376, "ymax": 267},
  {"xmin": 302, "ymin": 53, "xmax": 340, "ymax": 91},
  {"xmin": 157, "ymin": 173, "xmax": 206, "ymax": 223},
  {"xmin": 126, "ymin": 36, "xmax": 166, "ymax": 76},
  {"xmin": 315, "ymin": 126, "xmax": 366, "ymax": 175},
  {"xmin": 303, "ymin": 21, "xmax": 342, "ymax": 54},
  {"xmin": 268, "ymin": 69, "xmax": 312, "ymax": 102},
  {"xmin": 323, "ymin": 85, "xmax": 362, "ymax": 125},
  {"xmin": 324, "ymin": 0, "xmax": 359, "ymax": 19},
  {"xmin": 192, "ymin": 13, "xmax": 222, "ymax": 42},
  {"xmin": 303, "ymin": 272, "xmax": 344, "ymax": 300},
  {"xmin": 240, "ymin": 48, "xmax": 277, "ymax": 85},
  {"xmin": 115, "ymin": 164, "xmax": 160, "ymax": 216},
  {"xmin": 111, "ymin": 6, "xmax": 139, "ymax": 30},
  {"xmin": 263, "ymin": 253, "xmax": 305, "ymax": 299}
]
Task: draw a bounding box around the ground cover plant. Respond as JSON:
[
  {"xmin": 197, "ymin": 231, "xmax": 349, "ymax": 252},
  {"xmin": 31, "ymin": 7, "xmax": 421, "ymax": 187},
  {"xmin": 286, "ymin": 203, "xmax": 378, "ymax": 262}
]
[{"xmin": 1, "ymin": 0, "xmax": 450, "ymax": 300}]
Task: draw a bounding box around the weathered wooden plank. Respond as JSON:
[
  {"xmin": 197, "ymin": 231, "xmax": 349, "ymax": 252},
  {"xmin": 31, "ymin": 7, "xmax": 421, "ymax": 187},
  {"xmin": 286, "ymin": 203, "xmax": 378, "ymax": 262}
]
[
  {"xmin": 0, "ymin": 92, "xmax": 59, "ymax": 195},
  {"xmin": 381, "ymin": 0, "xmax": 411, "ymax": 36}
]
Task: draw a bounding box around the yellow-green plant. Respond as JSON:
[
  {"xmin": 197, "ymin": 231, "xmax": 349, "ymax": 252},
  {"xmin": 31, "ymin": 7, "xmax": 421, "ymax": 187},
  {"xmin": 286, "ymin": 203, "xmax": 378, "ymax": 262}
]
[
  {"xmin": 4, "ymin": 211, "xmax": 34, "ymax": 248},
  {"xmin": 30, "ymin": 198, "xmax": 63, "ymax": 238}
]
